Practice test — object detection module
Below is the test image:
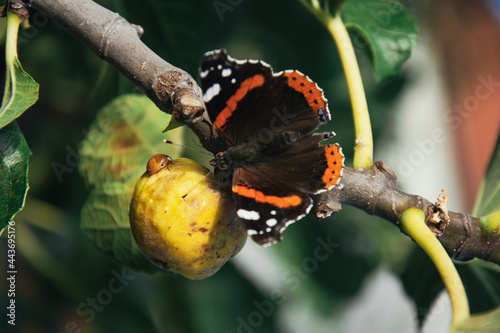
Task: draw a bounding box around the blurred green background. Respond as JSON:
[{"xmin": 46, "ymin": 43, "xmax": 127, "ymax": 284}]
[{"xmin": 1, "ymin": 0, "xmax": 499, "ymax": 332}]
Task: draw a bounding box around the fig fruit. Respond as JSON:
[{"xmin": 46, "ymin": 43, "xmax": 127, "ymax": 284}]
[{"xmin": 129, "ymin": 157, "xmax": 246, "ymax": 279}]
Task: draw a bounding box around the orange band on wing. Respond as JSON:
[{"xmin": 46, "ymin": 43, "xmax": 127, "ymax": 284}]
[
  {"xmin": 284, "ymin": 71, "xmax": 327, "ymax": 114},
  {"xmin": 322, "ymin": 143, "xmax": 344, "ymax": 188},
  {"xmin": 214, "ymin": 74, "xmax": 265, "ymax": 130},
  {"xmin": 233, "ymin": 182, "xmax": 302, "ymax": 208}
]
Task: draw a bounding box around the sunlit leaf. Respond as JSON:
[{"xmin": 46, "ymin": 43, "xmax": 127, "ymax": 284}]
[
  {"xmin": 0, "ymin": 11, "xmax": 39, "ymax": 129},
  {"xmin": 79, "ymin": 94, "xmax": 184, "ymax": 271},
  {"xmin": 0, "ymin": 121, "xmax": 30, "ymax": 231}
]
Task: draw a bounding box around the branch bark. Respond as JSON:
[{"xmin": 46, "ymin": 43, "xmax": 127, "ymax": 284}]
[
  {"xmin": 314, "ymin": 162, "xmax": 499, "ymax": 264},
  {"xmin": 30, "ymin": 0, "xmax": 218, "ymax": 153},
  {"xmin": 29, "ymin": 0, "xmax": 500, "ymax": 264}
]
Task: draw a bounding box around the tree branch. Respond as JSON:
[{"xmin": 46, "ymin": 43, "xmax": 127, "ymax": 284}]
[
  {"xmin": 29, "ymin": 0, "xmax": 499, "ymax": 264},
  {"xmin": 314, "ymin": 162, "xmax": 500, "ymax": 264},
  {"xmin": 30, "ymin": 0, "xmax": 218, "ymax": 153}
]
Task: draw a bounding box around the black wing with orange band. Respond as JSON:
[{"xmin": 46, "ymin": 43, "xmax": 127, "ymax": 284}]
[{"xmin": 201, "ymin": 49, "xmax": 331, "ymax": 148}]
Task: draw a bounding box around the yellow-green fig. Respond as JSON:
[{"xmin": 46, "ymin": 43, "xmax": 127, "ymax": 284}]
[{"xmin": 129, "ymin": 156, "xmax": 246, "ymax": 279}]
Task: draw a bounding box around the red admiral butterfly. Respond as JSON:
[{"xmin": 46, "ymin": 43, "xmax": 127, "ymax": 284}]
[{"xmin": 201, "ymin": 49, "xmax": 344, "ymax": 246}]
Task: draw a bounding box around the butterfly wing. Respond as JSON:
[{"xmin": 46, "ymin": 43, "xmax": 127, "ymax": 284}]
[
  {"xmin": 251, "ymin": 133, "xmax": 344, "ymax": 194},
  {"xmin": 201, "ymin": 50, "xmax": 344, "ymax": 246},
  {"xmin": 232, "ymin": 134, "xmax": 344, "ymax": 246},
  {"xmin": 232, "ymin": 168, "xmax": 313, "ymax": 246},
  {"xmin": 201, "ymin": 49, "xmax": 331, "ymax": 148}
]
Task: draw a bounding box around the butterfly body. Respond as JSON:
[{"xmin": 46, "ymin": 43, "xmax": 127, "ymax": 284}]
[{"xmin": 201, "ymin": 49, "xmax": 344, "ymax": 246}]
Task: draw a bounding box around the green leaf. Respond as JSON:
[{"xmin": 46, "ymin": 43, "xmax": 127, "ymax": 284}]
[
  {"xmin": 79, "ymin": 94, "xmax": 185, "ymax": 271},
  {"xmin": 162, "ymin": 116, "xmax": 183, "ymax": 133},
  {"xmin": 0, "ymin": 121, "xmax": 30, "ymax": 231},
  {"xmin": 473, "ymin": 134, "xmax": 500, "ymax": 217},
  {"xmin": 341, "ymin": 0, "xmax": 419, "ymax": 80},
  {"xmin": 0, "ymin": 57, "xmax": 39, "ymax": 129},
  {"xmin": 80, "ymin": 182, "xmax": 156, "ymax": 272},
  {"xmin": 0, "ymin": 12, "xmax": 39, "ymax": 130},
  {"xmin": 453, "ymin": 307, "xmax": 500, "ymax": 332}
]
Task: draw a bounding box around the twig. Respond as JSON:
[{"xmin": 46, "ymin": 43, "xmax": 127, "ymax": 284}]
[
  {"xmin": 400, "ymin": 208, "xmax": 469, "ymax": 331},
  {"xmin": 314, "ymin": 162, "xmax": 500, "ymax": 264},
  {"xmin": 326, "ymin": 14, "xmax": 374, "ymax": 168}
]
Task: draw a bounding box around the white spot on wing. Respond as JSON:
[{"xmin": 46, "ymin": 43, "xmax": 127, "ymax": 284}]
[
  {"xmin": 237, "ymin": 209, "xmax": 260, "ymax": 221},
  {"xmin": 200, "ymin": 69, "xmax": 209, "ymax": 78},
  {"xmin": 231, "ymin": 78, "xmax": 236, "ymax": 84},
  {"xmin": 266, "ymin": 227, "xmax": 271, "ymax": 233},
  {"xmin": 217, "ymin": 64, "xmax": 222, "ymax": 70},
  {"xmin": 262, "ymin": 241, "xmax": 276, "ymax": 247},
  {"xmin": 271, "ymin": 210, "xmax": 276, "ymax": 215},
  {"xmin": 203, "ymin": 83, "xmax": 221, "ymax": 102},
  {"xmin": 247, "ymin": 229, "xmax": 258, "ymax": 236},
  {"xmin": 266, "ymin": 218, "xmax": 277, "ymax": 227},
  {"xmin": 221, "ymin": 68, "xmax": 232, "ymax": 77}
]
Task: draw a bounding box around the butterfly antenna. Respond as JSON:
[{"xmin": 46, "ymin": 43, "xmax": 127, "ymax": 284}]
[
  {"xmin": 164, "ymin": 140, "xmax": 212, "ymax": 156},
  {"xmin": 181, "ymin": 171, "xmax": 212, "ymax": 199}
]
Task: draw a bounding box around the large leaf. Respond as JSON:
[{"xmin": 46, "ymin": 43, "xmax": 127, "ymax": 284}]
[
  {"xmin": 473, "ymin": 134, "xmax": 500, "ymax": 217},
  {"xmin": 80, "ymin": 182, "xmax": 156, "ymax": 272},
  {"xmin": 0, "ymin": 11, "xmax": 39, "ymax": 129},
  {"xmin": 341, "ymin": 0, "xmax": 419, "ymax": 80},
  {"xmin": 0, "ymin": 121, "xmax": 30, "ymax": 231},
  {"xmin": 79, "ymin": 94, "xmax": 184, "ymax": 271}
]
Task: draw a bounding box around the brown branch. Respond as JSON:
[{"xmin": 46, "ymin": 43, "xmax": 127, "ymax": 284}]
[
  {"xmin": 30, "ymin": 0, "xmax": 218, "ymax": 153},
  {"xmin": 313, "ymin": 162, "xmax": 500, "ymax": 264},
  {"xmin": 29, "ymin": 0, "xmax": 499, "ymax": 264}
]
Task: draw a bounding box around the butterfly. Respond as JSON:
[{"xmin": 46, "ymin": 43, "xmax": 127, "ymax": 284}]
[{"xmin": 200, "ymin": 49, "xmax": 344, "ymax": 246}]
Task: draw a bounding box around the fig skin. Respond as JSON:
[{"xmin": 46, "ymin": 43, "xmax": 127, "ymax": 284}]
[{"xmin": 129, "ymin": 157, "xmax": 246, "ymax": 279}]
